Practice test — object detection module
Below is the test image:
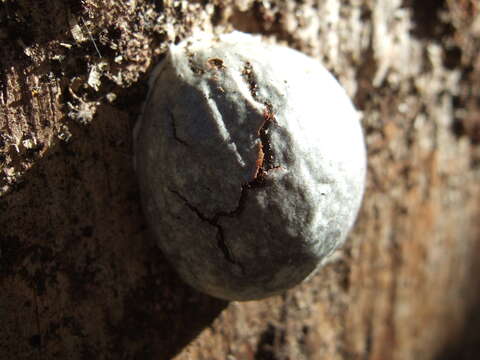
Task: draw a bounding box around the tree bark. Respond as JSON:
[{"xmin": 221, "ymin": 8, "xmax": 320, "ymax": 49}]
[{"xmin": 1, "ymin": 1, "xmax": 479, "ymax": 359}]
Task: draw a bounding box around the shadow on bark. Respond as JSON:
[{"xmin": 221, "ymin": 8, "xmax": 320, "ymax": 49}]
[
  {"xmin": 0, "ymin": 99, "xmax": 228, "ymax": 359},
  {"xmin": 435, "ymin": 236, "xmax": 480, "ymax": 360},
  {"xmin": 435, "ymin": 302, "xmax": 480, "ymax": 360}
]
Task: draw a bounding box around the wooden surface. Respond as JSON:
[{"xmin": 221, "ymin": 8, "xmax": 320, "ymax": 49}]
[{"xmin": 1, "ymin": 1, "xmax": 480, "ymax": 359}]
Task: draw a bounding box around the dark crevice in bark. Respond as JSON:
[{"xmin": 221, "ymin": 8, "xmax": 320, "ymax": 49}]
[
  {"xmin": 404, "ymin": 0, "xmax": 454, "ymax": 40},
  {"xmin": 254, "ymin": 323, "xmax": 286, "ymax": 360},
  {"xmin": 363, "ymin": 317, "xmax": 374, "ymax": 360}
]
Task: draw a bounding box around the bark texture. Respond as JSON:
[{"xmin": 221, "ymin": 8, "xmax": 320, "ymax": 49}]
[{"xmin": 1, "ymin": 1, "xmax": 479, "ymax": 359}]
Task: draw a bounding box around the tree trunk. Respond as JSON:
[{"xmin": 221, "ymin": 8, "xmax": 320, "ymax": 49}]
[{"xmin": 1, "ymin": 1, "xmax": 479, "ymax": 359}]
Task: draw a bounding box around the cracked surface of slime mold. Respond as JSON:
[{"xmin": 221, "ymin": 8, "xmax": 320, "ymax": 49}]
[{"xmin": 134, "ymin": 32, "xmax": 366, "ymax": 301}]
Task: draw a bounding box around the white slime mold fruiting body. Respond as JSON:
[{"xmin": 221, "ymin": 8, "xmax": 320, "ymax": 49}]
[{"xmin": 135, "ymin": 32, "xmax": 366, "ymax": 301}]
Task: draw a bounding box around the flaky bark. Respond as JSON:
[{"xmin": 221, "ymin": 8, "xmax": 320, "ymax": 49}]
[{"xmin": 1, "ymin": 1, "xmax": 479, "ymax": 359}]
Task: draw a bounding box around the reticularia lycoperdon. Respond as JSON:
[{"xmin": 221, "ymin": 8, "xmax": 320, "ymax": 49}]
[{"xmin": 135, "ymin": 31, "xmax": 366, "ymax": 301}]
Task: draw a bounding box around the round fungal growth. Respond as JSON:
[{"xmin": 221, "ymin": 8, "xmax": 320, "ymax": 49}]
[{"xmin": 135, "ymin": 32, "xmax": 366, "ymax": 301}]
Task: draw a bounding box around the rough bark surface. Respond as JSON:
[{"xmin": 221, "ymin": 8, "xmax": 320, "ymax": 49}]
[{"xmin": 1, "ymin": 1, "xmax": 479, "ymax": 359}]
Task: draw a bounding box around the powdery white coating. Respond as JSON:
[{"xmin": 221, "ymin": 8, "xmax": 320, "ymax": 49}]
[{"xmin": 135, "ymin": 32, "xmax": 366, "ymax": 301}]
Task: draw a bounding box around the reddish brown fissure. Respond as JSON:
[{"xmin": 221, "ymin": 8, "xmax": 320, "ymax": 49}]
[
  {"xmin": 242, "ymin": 61, "xmax": 258, "ymax": 98},
  {"xmin": 255, "ymin": 104, "xmax": 278, "ymax": 180},
  {"xmin": 168, "ymin": 107, "xmax": 279, "ymax": 272},
  {"xmin": 169, "ymin": 62, "xmax": 281, "ymax": 271},
  {"xmin": 241, "ymin": 61, "xmax": 281, "ymax": 179}
]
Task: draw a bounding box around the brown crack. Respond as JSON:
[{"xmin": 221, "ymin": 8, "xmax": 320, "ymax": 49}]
[
  {"xmin": 254, "ymin": 104, "xmax": 278, "ymax": 181},
  {"xmin": 212, "ymin": 104, "xmax": 281, "ymax": 221},
  {"xmin": 241, "ymin": 62, "xmax": 282, "ymax": 181},
  {"xmin": 241, "ymin": 61, "xmax": 259, "ymax": 99},
  {"xmin": 254, "ymin": 142, "xmax": 265, "ymax": 179},
  {"xmin": 169, "ymin": 104, "xmax": 281, "ymax": 274},
  {"xmin": 170, "ymin": 189, "xmax": 245, "ymax": 274},
  {"xmin": 168, "ymin": 62, "xmax": 284, "ymax": 273}
]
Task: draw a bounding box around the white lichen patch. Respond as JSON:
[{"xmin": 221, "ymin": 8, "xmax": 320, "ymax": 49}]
[{"xmin": 135, "ymin": 32, "xmax": 366, "ymax": 301}]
